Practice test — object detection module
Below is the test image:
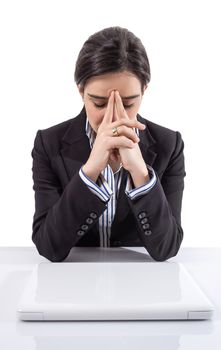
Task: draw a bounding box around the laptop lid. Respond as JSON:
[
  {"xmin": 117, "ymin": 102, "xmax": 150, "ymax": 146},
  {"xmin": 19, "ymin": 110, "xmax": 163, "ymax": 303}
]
[{"xmin": 17, "ymin": 253, "xmax": 214, "ymax": 321}]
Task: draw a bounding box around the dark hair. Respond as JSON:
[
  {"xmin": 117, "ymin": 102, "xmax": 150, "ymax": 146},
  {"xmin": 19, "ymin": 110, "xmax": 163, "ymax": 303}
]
[{"xmin": 74, "ymin": 26, "xmax": 151, "ymax": 92}]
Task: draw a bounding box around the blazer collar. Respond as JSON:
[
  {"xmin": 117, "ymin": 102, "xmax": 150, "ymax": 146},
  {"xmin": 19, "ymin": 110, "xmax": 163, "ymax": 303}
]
[{"xmin": 62, "ymin": 106, "xmax": 88, "ymax": 145}]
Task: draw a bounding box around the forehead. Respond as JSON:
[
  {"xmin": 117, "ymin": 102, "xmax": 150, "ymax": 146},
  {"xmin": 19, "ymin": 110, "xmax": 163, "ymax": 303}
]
[{"xmin": 85, "ymin": 71, "xmax": 141, "ymax": 97}]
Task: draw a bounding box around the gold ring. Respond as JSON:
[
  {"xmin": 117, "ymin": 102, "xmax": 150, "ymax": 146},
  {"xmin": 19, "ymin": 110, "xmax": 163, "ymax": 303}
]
[{"xmin": 112, "ymin": 127, "xmax": 119, "ymax": 136}]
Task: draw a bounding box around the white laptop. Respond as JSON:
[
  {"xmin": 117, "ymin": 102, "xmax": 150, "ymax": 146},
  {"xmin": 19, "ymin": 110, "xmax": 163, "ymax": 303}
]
[{"xmin": 17, "ymin": 248, "xmax": 214, "ymax": 321}]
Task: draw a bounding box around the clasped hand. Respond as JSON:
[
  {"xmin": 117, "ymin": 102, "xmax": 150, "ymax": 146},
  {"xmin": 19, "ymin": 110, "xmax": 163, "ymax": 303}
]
[
  {"xmin": 83, "ymin": 90, "xmax": 149, "ymax": 185},
  {"xmin": 112, "ymin": 90, "xmax": 148, "ymax": 175}
]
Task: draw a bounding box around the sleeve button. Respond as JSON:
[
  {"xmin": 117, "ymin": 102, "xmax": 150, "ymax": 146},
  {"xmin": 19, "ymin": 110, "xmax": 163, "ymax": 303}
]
[
  {"xmin": 138, "ymin": 212, "xmax": 147, "ymax": 219},
  {"xmin": 144, "ymin": 230, "xmax": 152, "ymax": 236},
  {"xmin": 142, "ymin": 223, "xmax": 150, "ymax": 229},
  {"xmin": 141, "ymin": 218, "xmax": 148, "ymax": 224},
  {"xmin": 90, "ymin": 212, "xmax": 97, "ymax": 219},
  {"xmin": 81, "ymin": 224, "xmax": 89, "ymax": 230},
  {"xmin": 86, "ymin": 217, "xmax": 93, "ymax": 224},
  {"xmin": 77, "ymin": 230, "xmax": 85, "ymax": 236}
]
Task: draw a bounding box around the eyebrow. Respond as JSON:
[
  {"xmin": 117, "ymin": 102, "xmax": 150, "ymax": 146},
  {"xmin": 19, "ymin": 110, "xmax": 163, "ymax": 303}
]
[{"xmin": 87, "ymin": 93, "xmax": 140, "ymax": 100}]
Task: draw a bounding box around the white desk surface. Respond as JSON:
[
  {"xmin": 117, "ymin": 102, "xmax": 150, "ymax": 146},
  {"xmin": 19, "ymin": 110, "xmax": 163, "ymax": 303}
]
[{"xmin": 0, "ymin": 246, "xmax": 220, "ymax": 350}]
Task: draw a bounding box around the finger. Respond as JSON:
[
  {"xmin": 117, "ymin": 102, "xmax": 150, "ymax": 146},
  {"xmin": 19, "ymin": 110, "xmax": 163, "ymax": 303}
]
[
  {"xmin": 114, "ymin": 91, "xmax": 141, "ymax": 136},
  {"xmin": 102, "ymin": 91, "xmax": 114, "ymax": 125},
  {"xmin": 108, "ymin": 135, "xmax": 135, "ymax": 150},
  {"xmin": 114, "ymin": 98, "xmax": 120, "ymax": 122},
  {"xmin": 115, "ymin": 90, "xmax": 129, "ymax": 120},
  {"xmin": 109, "ymin": 124, "xmax": 140, "ymax": 143},
  {"xmin": 111, "ymin": 118, "xmax": 146, "ymax": 130}
]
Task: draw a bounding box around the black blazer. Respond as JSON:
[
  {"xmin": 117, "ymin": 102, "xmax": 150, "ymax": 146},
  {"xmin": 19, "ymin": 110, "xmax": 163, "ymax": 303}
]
[{"xmin": 31, "ymin": 107, "xmax": 186, "ymax": 262}]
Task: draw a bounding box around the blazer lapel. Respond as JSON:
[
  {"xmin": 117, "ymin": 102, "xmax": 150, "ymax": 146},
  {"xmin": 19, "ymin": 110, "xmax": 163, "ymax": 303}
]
[
  {"xmin": 60, "ymin": 107, "xmax": 91, "ymax": 180},
  {"xmin": 138, "ymin": 113, "xmax": 157, "ymax": 166}
]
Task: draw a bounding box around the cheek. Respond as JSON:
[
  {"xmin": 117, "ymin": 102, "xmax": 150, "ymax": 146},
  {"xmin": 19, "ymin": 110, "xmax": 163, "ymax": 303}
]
[
  {"xmin": 86, "ymin": 105, "xmax": 104, "ymax": 132},
  {"xmin": 128, "ymin": 101, "xmax": 141, "ymax": 119},
  {"xmin": 127, "ymin": 106, "xmax": 140, "ymax": 120}
]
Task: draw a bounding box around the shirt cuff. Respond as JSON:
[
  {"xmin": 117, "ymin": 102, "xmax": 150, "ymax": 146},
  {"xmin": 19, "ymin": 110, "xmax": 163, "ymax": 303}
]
[
  {"xmin": 79, "ymin": 166, "xmax": 113, "ymax": 203},
  {"xmin": 125, "ymin": 164, "xmax": 157, "ymax": 200}
]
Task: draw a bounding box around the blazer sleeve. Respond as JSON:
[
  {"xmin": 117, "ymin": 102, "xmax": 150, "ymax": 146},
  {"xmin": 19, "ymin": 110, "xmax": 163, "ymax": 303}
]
[
  {"xmin": 125, "ymin": 131, "xmax": 186, "ymax": 261},
  {"xmin": 31, "ymin": 130, "xmax": 108, "ymax": 262}
]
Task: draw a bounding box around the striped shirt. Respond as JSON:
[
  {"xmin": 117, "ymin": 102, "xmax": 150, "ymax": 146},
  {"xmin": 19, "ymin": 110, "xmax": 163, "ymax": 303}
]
[{"xmin": 79, "ymin": 117, "xmax": 157, "ymax": 247}]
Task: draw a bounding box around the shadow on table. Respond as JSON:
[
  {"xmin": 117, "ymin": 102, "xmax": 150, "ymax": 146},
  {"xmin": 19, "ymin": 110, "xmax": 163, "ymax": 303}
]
[{"xmin": 63, "ymin": 247, "xmax": 154, "ymax": 262}]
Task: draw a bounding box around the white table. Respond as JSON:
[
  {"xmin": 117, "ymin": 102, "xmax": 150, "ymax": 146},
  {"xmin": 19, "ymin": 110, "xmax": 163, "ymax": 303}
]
[{"xmin": 0, "ymin": 247, "xmax": 220, "ymax": 349}]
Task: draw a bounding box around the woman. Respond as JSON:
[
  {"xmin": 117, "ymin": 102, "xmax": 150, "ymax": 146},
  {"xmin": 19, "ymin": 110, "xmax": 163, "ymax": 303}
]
[{"xmin": 31, "ymin": 26, "xmax": 186, "ymax": 262}]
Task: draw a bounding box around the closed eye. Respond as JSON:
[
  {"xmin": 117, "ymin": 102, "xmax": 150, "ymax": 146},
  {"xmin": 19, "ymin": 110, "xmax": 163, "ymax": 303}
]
[{"xmin": 94, "ymin": 103, "xmax": 134, "ymax": 109}]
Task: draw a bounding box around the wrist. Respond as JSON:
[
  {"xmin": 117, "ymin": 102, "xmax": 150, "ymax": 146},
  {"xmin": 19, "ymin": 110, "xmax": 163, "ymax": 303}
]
[
  {"xmin": 129, "ymin": 166, "xmax": 150, "ymax": 188},
  {"xmin": 82, "ymin": 163, "xmax": 100, "ymax": 183}
]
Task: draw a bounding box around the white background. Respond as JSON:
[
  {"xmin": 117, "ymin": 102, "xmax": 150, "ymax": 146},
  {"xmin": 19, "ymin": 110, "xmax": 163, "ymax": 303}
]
[{"xmin": 0, "ymin": 0, "xmax": 220, "ymax": 247}]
